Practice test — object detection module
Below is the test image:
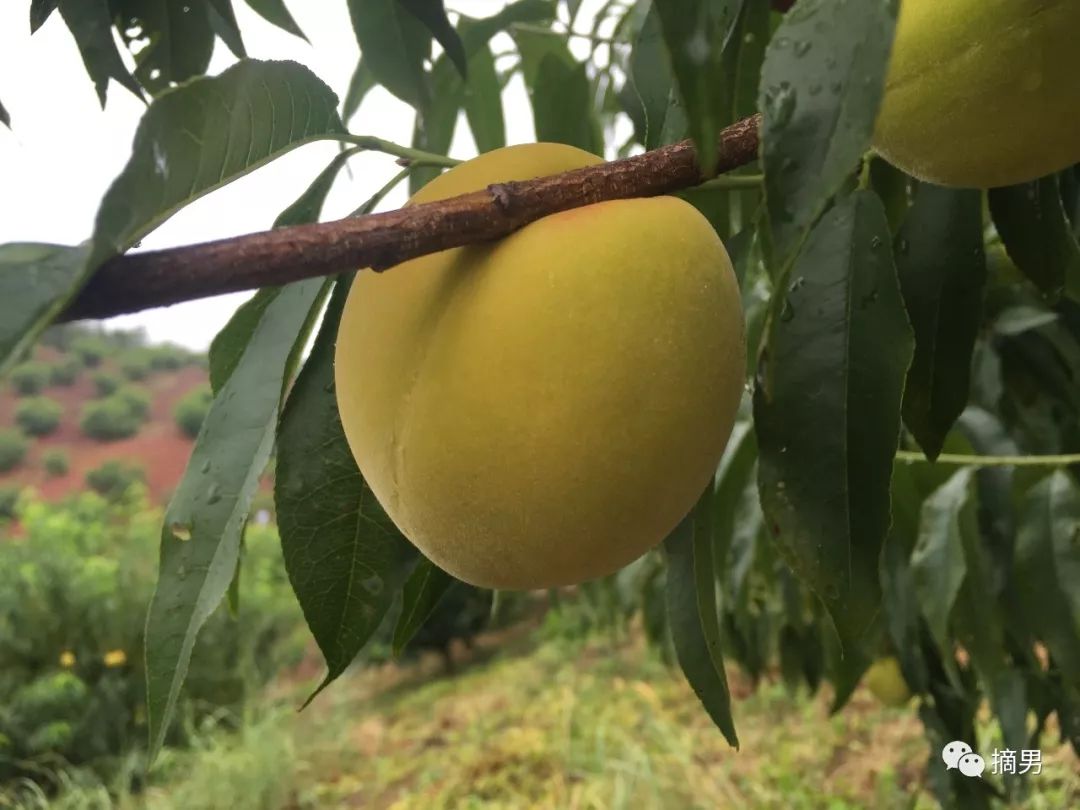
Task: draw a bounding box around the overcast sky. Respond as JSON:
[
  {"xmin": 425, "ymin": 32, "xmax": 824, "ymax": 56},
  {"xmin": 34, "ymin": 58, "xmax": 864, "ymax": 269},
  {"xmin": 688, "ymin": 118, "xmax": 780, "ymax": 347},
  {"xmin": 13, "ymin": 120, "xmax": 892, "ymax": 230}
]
[{"xmin": 0, "ymin": 2, "xmax": 597, "ymax": 350}]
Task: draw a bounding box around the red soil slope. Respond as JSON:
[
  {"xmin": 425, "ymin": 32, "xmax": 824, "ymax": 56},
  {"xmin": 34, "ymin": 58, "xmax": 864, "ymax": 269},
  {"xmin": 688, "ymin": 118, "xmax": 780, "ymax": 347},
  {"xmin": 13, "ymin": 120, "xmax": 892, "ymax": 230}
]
[{"xmin": 0, "ymin": 364, "xmax": 207, "ymax": 504}]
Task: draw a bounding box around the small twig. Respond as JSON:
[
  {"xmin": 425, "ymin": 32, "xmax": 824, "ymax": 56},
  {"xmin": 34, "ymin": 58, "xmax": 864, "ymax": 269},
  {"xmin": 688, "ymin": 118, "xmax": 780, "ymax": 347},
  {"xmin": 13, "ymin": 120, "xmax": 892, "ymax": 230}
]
[
  {"xmin": 59, "ymin": 114, "xmax": 762, "ymax": 322},
  {"xmin": 697, "ymin": 174, "xmax": 764, "ymax": 191},
  {"xmin": 340, "ymin": 134, "xmax": 460, "ymax": 168},
  {"xmin": 895, "ymin": 450, "xmax": 1080, "ymax": 467}
]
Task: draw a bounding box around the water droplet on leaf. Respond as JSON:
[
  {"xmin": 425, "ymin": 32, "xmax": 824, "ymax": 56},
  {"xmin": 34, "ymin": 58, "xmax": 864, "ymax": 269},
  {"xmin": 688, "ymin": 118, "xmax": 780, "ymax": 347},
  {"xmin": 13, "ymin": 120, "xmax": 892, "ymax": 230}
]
[
  {"xmin": 780, "ymin": 298, "xmax": 796, "ymax": 322},
  {"xmin": 764, "ymin": 83, "xmax": 797, "ymax": 128}
]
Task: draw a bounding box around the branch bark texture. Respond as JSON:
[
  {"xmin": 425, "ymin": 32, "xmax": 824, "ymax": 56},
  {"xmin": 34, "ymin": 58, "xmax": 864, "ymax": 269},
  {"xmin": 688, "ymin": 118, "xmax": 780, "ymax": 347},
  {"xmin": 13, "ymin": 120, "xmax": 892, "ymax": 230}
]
[{"xmin": 61, "ymin": 114, "xmax": 762, "ymax": 322}]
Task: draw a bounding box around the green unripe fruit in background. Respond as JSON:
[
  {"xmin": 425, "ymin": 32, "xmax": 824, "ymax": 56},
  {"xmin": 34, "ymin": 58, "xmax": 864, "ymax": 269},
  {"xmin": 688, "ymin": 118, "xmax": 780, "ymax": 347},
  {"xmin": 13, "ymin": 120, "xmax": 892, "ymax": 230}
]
[
  {"xmin": 864, "ymin": 657, "xmax": 912, "ymax": 707},
  {"xmin": 874, "ymin": 0, "xmax": 1080, "ymax": 188},
  {"xmin": 335, "ymin": 144, "xmax": 746, "ymax": 590}
]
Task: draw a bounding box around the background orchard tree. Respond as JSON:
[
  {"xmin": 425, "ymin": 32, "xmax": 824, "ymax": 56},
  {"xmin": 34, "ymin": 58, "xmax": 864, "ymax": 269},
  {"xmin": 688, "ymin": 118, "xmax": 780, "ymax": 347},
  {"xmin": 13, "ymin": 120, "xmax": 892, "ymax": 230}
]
[{"xmin": 2, "ymin": 1, "xmax": 1079, "ymax": 808}]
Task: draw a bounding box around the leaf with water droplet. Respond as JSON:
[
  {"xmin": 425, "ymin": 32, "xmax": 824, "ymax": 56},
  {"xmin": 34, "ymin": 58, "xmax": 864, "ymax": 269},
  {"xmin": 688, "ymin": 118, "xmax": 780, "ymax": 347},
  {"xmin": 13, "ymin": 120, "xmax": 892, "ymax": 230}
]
[
  {"xmin": 758, "ymin": 0, "xmax": 899, "ymax": 264},
  {"xmin": 754, "ymin": 191, "xmax": 913, "ymax": 672},
  {"xmin": 144, "ymin": 277, "xmax": 328, "ymax": 765},
  {"xmin": 94, "ymin": 59, "xmax": 345, "ymax": 267}
]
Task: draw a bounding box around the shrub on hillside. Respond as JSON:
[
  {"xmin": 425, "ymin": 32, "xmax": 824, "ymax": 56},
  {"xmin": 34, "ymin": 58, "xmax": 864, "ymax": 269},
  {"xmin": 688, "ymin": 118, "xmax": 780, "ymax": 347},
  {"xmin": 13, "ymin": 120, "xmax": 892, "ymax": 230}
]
[
  {"xmin": 9, "ymin": 362, "xmax": 49, "ymax": 396},
  {"xmin": 47, "ymin": 356, "xmax": 82, "ymax": 386},
  {"xmin": 14, "ymin": 397, "xmax": 63, "ymax": 437},
  {"xmin": 119, "ymin": 351, "xmax": 152, "ymax": 381},
  {"xmin": 0, "ymin": 485, "xmax": 20, "ymax": 521},
  {"xmin": 91, "ymin": 372, "xmax": 122, "ymax": 397},
  {"xmin": 174, "ymin": 385, "xmax": 212, "ymax": 439},
  {"xmin": 42, "ymin": 449, "xmax": 69, "ymax": 478},
  {"xmin": 149, "ymin": 344, "xmax": 195, "ymax": 371},
  {"xmin": 0, "ymin": 430, "xmax": 29, "ymax": 473},
  {"xmin": 71, "ymin": 337, "xmax": 107, "ymax": 367},
  {"xmin": 114, "ymin": 385, "xmax": 151, "ymax": 421},
  {"xmin": 0, "ymin": 492, "xmax": 303, "ymax": 785},
  {"xmin": 84, "ymin": 460, "xmax": 145, "ymax": 502},
  {"xmin": 79, "ymin": 397, "xmax": 140, "ymax": 441},
  {"xmin": 107, "ymin": 328, "xmax": 148, "ymax": 350}
]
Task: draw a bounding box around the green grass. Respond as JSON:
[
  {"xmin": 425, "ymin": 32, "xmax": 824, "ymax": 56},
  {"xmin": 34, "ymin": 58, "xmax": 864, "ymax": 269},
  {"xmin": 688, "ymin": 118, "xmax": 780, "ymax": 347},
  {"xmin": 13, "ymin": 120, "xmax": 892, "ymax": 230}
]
[
  {"xmin": 26, "ymin": 630, "xmax": 1080, "ymax": 810},
  {"xmin": 288, "ymin": 637, "xmax": 934, "ymax": 810},
  {"xmin": 139, "ymin": 712, "xmax": 301, "ymax": 810}
]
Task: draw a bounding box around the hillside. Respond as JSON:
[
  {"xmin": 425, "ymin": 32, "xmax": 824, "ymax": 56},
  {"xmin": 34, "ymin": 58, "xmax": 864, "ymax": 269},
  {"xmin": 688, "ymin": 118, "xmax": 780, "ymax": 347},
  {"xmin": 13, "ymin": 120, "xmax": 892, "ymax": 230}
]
[{"xmin": 0, "ymin": 329, "xmax": 208, "ymax": 504}]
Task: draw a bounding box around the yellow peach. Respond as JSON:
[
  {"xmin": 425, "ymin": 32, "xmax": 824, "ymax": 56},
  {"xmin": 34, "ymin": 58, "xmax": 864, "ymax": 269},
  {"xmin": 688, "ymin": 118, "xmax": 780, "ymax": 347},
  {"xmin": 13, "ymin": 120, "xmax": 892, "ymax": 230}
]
[
  {"xmin": 335, "ymin": 144, "xmax": 745, "ymax": 589},
  {"xmin": 874, "ymin": 0, "xmax": 1080, "ymax": 188}
]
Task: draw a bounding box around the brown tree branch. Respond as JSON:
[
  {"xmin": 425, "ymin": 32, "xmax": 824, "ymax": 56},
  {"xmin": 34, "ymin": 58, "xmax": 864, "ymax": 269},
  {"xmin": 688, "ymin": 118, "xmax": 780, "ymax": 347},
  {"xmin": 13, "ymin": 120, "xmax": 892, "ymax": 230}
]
[{"xmin": 60, "ymin": 114, "xmax": 762, "ymax": 322}]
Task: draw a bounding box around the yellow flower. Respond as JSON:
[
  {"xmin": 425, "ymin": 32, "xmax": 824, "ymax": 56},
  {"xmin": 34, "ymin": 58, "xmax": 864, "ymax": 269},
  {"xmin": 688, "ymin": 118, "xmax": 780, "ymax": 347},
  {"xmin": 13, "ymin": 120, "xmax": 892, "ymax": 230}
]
[
  {"xmin": 103, "ymin": 649, "xmax": 127, "ymax": 668},
  {"xmin": 59, "ymin": 651, "xmax": 76, "ymax": 668}
]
